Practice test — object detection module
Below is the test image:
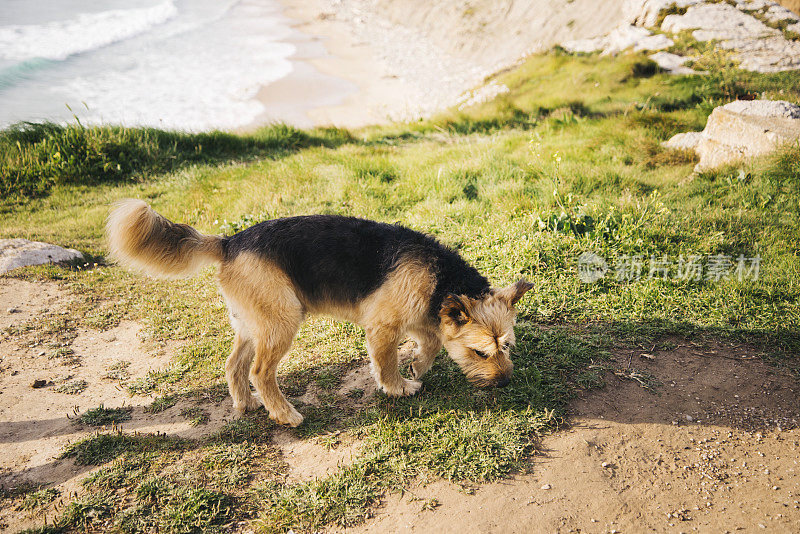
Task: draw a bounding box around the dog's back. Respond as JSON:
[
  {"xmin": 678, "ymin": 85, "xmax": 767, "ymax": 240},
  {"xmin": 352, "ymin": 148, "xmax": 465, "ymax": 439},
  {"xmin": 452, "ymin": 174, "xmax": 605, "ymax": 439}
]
[{"xmin": 224, "ymin": 215, "xmax": 488, "ymax": 314}]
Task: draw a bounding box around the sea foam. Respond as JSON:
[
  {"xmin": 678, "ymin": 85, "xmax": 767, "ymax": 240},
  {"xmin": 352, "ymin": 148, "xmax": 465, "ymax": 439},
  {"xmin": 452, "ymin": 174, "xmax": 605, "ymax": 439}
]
[
  {"xmin": 0, "ymin": 1, "xmax": 178, "ymax": 62},
  {"xmin": 0, "ymin": 0, "xmax": 297, "ymax": 131}
]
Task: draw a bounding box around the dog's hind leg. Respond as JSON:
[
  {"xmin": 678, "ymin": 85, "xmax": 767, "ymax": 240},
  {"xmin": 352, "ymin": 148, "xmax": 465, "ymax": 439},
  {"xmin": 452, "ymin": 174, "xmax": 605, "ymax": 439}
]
[
  {"xmin": 247, "ymin": 284, "xmax": 304, "ymax": 427},
  {"xmin": 408, "ymin": 327, "xmax": 442, "ymax": 379},
  {"xmin": 226, "ymin": 332, "xmax": 259, "ymax": 414},
  {"xmin": 250, "ymin": 322, "xmax": 302, "ymax": 426},
  {"xmin": 366, "ymin": 326, "xmax": 422, "ymax": 397},
  {"xmin": 219, "ymin": 253, "xmax": 304, "ymax": 426}
]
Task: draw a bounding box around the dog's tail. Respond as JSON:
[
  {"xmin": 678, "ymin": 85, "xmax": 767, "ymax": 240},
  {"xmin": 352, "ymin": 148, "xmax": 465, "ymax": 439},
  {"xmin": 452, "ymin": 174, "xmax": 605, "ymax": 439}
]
[{"xmin": 106, "ymin": 199, "xmax": 223, "ymax": 278}]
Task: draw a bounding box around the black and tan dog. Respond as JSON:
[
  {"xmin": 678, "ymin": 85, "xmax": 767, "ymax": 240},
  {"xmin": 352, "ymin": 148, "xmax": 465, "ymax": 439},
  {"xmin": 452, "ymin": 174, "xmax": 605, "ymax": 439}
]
[{"xmin": 107, "ymin": 200, "xmax": 532, "ymax": 427}]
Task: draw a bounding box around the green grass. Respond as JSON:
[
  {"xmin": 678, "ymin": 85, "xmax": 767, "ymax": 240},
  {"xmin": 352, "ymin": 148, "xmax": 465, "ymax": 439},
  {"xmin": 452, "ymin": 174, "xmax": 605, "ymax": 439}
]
[
  {"xmin": 78, "ymin": 405, "xmax": 133, "ymax": 426},
  {"xmin": 180, "ymin": 406, "xmax": 210, "ymax": 427},
  {"xmin": 0, "ymin": 122, "xmax": 351, "ymax": 202},
  {"xmin": 2, "ymin": 49, "xmax": 799, "ymax": 532},
  {"xmin": 146, "ymin": 394, "xmax": 179, "ymax": 413},
  {"xmin": 19, "ymin": 488, "xmax": 60, "ymax": 512}
]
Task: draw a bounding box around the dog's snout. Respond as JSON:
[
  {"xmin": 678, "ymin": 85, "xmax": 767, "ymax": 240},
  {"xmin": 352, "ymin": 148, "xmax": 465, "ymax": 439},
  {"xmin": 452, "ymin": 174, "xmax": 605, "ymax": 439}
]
[{"xmin": 495, "ymin": 374, "xmax": 511, "ymax": 388}]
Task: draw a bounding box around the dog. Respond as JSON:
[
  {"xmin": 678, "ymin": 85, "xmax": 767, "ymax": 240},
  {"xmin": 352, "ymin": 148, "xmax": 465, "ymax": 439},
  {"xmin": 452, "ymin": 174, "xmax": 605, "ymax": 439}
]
[{"xmin": 106, "ymin": 200, "xmax": 532, "ymax": 427}]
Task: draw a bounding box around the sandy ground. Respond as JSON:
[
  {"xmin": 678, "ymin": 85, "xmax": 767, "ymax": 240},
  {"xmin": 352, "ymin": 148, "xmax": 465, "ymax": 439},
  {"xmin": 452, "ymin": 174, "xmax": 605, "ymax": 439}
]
[
  {"xmin": 251, "ymin": 0, "xmax": 800, "ymax": 129},
  {"xmin": 2, "ymin": 278, "xmax": 799, "ymax": 533},
  {"xmin": 341, "ymin": 342, "xmax": 800, "ymax": 534},
  {"xmin": 0, "ymin": 279, "xmax": 233, "ymax": 531},
  {"xmin": 248, "ymin": 0, "xmax": 625, "ymax": 129}
]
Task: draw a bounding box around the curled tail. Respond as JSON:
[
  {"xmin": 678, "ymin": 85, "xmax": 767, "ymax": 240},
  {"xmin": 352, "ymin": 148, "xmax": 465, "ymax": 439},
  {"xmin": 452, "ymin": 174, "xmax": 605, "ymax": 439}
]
[{"xmin": 106, "ymin": 199, "xmax": 223, "ymax": 278}]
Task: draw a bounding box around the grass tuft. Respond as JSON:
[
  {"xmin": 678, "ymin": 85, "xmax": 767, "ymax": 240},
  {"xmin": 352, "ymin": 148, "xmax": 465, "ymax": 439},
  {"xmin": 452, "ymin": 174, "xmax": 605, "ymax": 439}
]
[{"xmin": 79, "ymin": 405, "xmax": 133, "ymax": 426}]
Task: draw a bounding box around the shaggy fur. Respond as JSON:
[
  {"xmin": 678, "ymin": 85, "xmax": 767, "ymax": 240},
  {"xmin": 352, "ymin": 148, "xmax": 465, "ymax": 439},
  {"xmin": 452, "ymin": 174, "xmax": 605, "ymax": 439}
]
[{"xmin": 107, "ymin": 199, "xmax": 532, "ymax": 427}]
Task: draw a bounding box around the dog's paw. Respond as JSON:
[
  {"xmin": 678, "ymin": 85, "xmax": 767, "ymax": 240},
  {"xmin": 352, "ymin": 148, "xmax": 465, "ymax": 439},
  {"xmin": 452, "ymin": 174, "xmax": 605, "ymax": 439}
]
[
  {"xmin": 233, "ymin": 395, "xmax": 262, "ymax": 414},
  {"xmin": 269, "ymin": 404, "xmax": 304, "ymax": 427},
  {"xmin": 383, "ymin": 378, "xmax": 422, "ymax": 397}
]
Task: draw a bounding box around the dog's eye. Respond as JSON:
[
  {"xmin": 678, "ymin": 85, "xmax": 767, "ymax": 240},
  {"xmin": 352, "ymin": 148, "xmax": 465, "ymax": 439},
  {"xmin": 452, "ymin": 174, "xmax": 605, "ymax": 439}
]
[
  {"xmin": 474, "ymin": 349, "xmax": 490, "ymax": 359},
  {"xmin": 502, "ymin": 341, "xmax": 510, "ymax": 350}
]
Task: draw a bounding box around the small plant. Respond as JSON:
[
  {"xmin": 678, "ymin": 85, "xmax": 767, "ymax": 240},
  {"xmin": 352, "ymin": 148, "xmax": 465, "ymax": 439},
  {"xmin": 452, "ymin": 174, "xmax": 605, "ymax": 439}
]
[
  {"xmin": 213, "ymin": 413, "xmax": 271, "ymax": 444},
  {"xmin": 79, "ymin": 405, "xmax": 133, "ymax": 426},
  {"xmin": 180, "ymin": 406, "xmax": 210, "ymax": 427},
  {"xmin": 49, "ymin": 346, "xmax": 79, "ymax": 365},
  {"xmin": 55, "ymin": 379, "xmax": 88, "ymax": 395},
  {"xmin": 346, "ymin": 388, "xmax": 364, "ymax": 399},
  {"xmin": 127, "ymin": 364, "xmax": 189, "ymax": 395},
  {"xmin": 146, "ymin": 394, "xmax": 179, "ymax": 413},
  {"xmin": 219, "ymin": 211, "xmax": 271, "ymax": 234},
  {"xmin": 103, "ymin": 360, "xmax": 131, "ymax": 381},
  {"xmin": 314, "ymin": 367, "xmax": 340, "ymax": 390},
  {"xmin": 55, "ymin": 492, "xmax": 114, "ymax": 530},
  {"xmin": 19, "ymin": 487, "xmax": 60, "ymax": 511},
  {"xmin": 61, "ymin": 431, "xmax": 186, "ymax": 466}
]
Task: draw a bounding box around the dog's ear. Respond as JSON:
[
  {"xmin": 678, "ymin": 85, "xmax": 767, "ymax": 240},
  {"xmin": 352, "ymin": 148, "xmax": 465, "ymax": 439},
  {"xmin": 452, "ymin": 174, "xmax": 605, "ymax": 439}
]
[
  {"xmin": 495, "ymin": 279, "xmax": 533, "ymax": 307},
  {"xmin": 439, "ymin": 294, "xmax": 473, "ymax": 327}
]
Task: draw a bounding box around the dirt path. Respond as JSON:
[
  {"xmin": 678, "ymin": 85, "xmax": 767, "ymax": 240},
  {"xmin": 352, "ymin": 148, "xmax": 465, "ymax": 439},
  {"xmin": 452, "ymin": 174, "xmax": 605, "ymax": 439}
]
[
  {"xmin": 341, "ymin": 341, "xmax": 800, "ymax": 533},
  {"xmin": 0, "ymin": 279, "xmax": 236, "ymax": 532},
  {"xmin": 1, "ymin": 279, "xmax": 799, "ymax": 533}
]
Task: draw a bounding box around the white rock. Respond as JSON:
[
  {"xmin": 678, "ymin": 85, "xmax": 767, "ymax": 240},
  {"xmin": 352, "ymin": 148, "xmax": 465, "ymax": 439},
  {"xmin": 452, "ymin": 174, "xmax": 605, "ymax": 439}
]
[
  {"xmin": 763, "ymin": 5, "xmax": 798, "ymax": 24},
  {"xmin": 662, "ymin": 3, "xmax": 777, "ymax": 41},
  {"xmin": 694, "ymin": 100, "xmax": 800, "ymax": 171},
  {"xmin": 563, "ymin": 25, "xmax": 673, "ymax": 55},
  {"xmin": 540, "ymin": 483, "xmax": 552, "ymax": 490},
  {"xmin": 0, "ymin": 239, "xmax": 83, "ymax": 274},
  {"xmin": 732, "ymin": 0, "xmax": 773, "ymax": 10},
  {"xmin": 723, "ymin": 99, "xmax": 800, "ymax": 119},
  {"xmin": 661, "ymin": 3, "xmax": 800, "ymax": 72},
  {"xmin": 649, "ymin": 51, "xmax": 695, "ymax": 74},
  {"xmin": 662, "ymin": 100, "xmax": 800, "ymax": 171},
  {"xmin": 456, "ymin": 81, "xmax": 510, "ymax": 110},
  {"xmin": 633, "ymin": 32, "xmax": 675, "ymax": 52},
  {"xmin": 623, "ymin": 0, "xmax": 703, "ymax": 28},
  {"xmin": 724, "ymin": 37, "xmax": 800, "ymax": 72},
  {"xmin": 603, "ymin": 25, "xmax": 673, "ymax": 54},
  {"xmin": 662, "ymin": 131, "xmax": 703, "ymax": 150},
  {"xmin": 561, "ymin": 37, "xmax": 606, "ymax": 54},
  {"xmin": 788, "ymin": 22, "xmax": 800, "ymax": 34}
]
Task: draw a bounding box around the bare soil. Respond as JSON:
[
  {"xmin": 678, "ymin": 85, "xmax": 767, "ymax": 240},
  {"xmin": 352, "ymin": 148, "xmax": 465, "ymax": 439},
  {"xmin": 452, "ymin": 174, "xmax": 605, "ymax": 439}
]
[
  {"xmin": 0, "ymin": 279, "xmax": 232, "ymax": 531},
  {"xmin": 342, "ymin": 341, "xmax": 800, "ymax": 533},
  {"xmin": 1, "ymin": 278, "xmax": 799, "ymax": 533}
]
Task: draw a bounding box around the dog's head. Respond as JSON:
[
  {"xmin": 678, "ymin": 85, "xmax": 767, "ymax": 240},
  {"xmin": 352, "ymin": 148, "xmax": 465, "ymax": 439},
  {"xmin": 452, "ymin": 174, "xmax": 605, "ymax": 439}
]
[{"xmin": 438, "ymin": 279, "xmax": 533, "ymax": 388}]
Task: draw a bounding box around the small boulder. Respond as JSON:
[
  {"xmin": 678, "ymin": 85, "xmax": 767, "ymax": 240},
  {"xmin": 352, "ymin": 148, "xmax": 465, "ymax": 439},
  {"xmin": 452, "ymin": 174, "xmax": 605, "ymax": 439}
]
[
  {"xmin": 623, "ymin": 0, "xmax": 703, "ymax": 28},
  {"xmin": 695, "ymin": 100, "xmax": 800, "ymax": 171},
  {"xmin": 661, "ymin": 131, "xmax": 704, "ymax": 151},
  {"xmin": 662, "ymin": 100, "xmax": 800, "ymax": 172},
  {"xmin": 561, "ymin": 25, "xmax": 673, "ymax": 55},
  {"xmin": 649, "ymin": 51, "xmax": 695, "ymax": 74},
  {"xmin": 0, "ymin": 239, "xmax": 84, "ymax": 274}
]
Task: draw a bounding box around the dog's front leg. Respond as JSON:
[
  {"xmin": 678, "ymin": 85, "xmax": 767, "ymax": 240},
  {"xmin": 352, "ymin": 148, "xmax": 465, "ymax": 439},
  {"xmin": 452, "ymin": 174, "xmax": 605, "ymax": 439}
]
[
  {"xmin": 409, "ymin": 328, "xmax": 442, "ymax": 379},
  {"xmin": 366, "ymin": 327, "xmax": 422, "ymax": 396},
  {"xmin": 226, "ymin": 333, "xmax": 260, "ymax": 413}
]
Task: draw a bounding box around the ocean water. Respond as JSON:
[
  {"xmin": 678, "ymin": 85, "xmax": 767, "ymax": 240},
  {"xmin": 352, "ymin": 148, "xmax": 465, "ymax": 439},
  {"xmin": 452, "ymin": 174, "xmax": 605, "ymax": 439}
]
[{"xmin": 0, "ymin": 0, "xmax": 296, "ymax": 131}]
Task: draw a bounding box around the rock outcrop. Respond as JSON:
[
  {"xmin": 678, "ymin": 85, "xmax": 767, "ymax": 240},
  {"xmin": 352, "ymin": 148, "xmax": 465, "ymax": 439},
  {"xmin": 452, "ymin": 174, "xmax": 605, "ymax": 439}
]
[
  {"xmin": 565, "ymin": 0, "xmax": 800, "ymax": 74},
  {"xmin": 662, "ymin": 100, "xmax": 800, "ymax": 171},
  {"xmin": 0, "ymin": 239, "xmax": 83, "ymax": 274},
  {"xmin": 562, "ymin": 25, "xmax": 674, "ymax": 55},
  {"xmin": 662, "ymin": 3, "xmax": 800, "ymax": 72}
]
